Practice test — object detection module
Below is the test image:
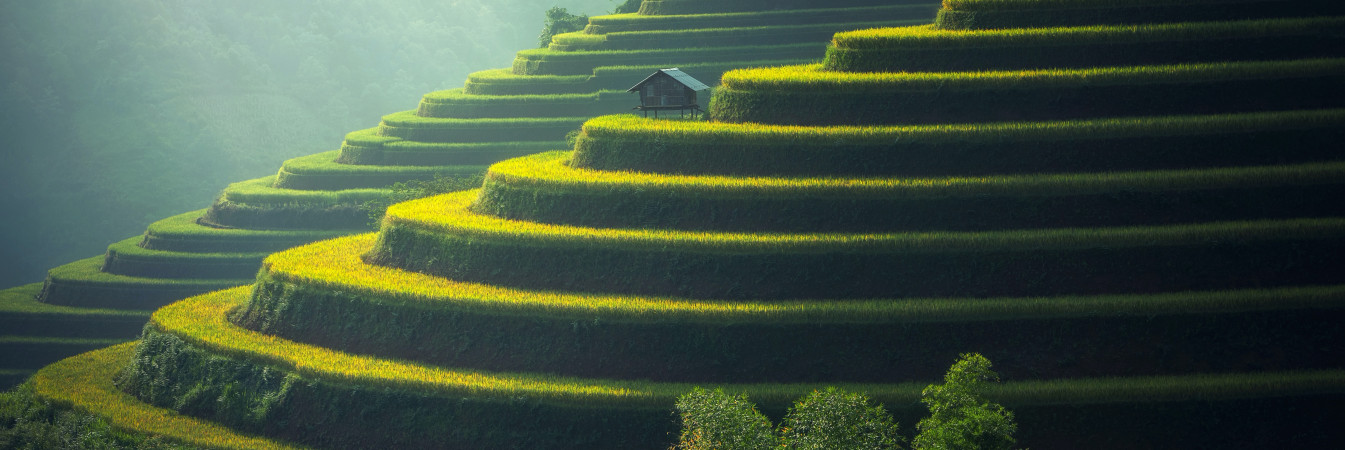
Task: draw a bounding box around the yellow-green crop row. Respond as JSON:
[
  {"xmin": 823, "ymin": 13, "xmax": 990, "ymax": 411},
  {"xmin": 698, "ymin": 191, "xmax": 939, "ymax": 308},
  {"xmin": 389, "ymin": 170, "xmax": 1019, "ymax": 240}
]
[
  {"xmin": 466, "ymin": 68, "xmax": 590, "ymax": 85},
  {"xmin": 378, "ymin": 110, "xmax": 590, "ymax": 128},
  {"xmin": 832, "ymin": 16, "xmax": 1345, "ymax": 50},
  {"xmin": 584, "ymin": 4, "xmax": 936, "ymax": 34},
  {"xmin": 0, "ymin": 283, "xmax": 150, "ymax": 317},
  {"xmin": 106, "ymin": 237, "xmax": 268, "ymax": 262},
  {"xmin": 491, "ymin": 150, "xmax": 1345, "ymax": 200},
  {"xmin": 280, "ymin": 151, "xmax": 479, "ymax": 175},
  {"xmin": 942, "ymin": 0, "xmax": 1262, "ymax": 11},
  {"xmin": 390, "ymin": 190, "xmax": 1345, "ymax": 255},
  {"xmin": 579, "ymin": 109, "xmax": 1344, "ymax": 147},
  {"xmin": 266, "ymin": 233, "xmax": 1345, "ymax": 324},
  {"xmin": 419, "ymin": 88, "xmax": 608, "ymax": 105},
  {"xmin": 0, "ymin": 336, "xmax": 127, "ymax": 346},
  {"xmin": 143, "ymin": 209, "xmax": 354, "ymax": 242},
  {"xmin": 513, "ymin": 43, "xmax": 823, "ymax": 76},
  {"xmin": 44, "ymin": 256, "xmax": 252, "ymax": 290},
  {"xmin": 149, "ymin": 285, "xmax": 1345, "ymax": 409},
  {"xmin": 218, "ymin": 176, "xmax": 389, "ymax": 206},
  {"xmin": 720, "ymin": 57, "xmax": 1345, "ymax": 92},
  {"xmin": 31, "ymin": 342, "xmax": 305, "ymax": 449},
  {"xmin": 552, "ymin": 19, "xmax": 919, "ymax": 52}
]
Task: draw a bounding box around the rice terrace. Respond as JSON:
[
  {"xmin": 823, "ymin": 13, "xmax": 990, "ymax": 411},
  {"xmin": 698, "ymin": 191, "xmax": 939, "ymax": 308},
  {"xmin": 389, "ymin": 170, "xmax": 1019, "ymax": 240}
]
[{"xmin": 2, "ymin": 0, "xmax": 1343, "ymax": 448}]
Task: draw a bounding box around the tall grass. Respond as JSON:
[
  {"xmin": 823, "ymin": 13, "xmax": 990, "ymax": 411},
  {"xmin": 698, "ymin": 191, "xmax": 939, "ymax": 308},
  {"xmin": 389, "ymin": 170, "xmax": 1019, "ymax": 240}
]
[
  {"xmin": 832, "ymin": 16, "xmax": 1345, "ymax": 50},
  {"xmin": 387, "ymin": 190, "xmax": 1345, "ymax": 255},
  {"xmin": 721, "ymin": 58, "xmax": 1345, "ymax": 92},
  {"xmin": 494, "ymin": 149, "xmax": 1345, "ymax": 199},
  {"xmin": 266, "ymin": 234, "xmax": 1345, "ymax": 324},
  {"xmin": 151, "ymin": 286, "xmax": 1345, "ymax": 410},
  {"xmin": 217, "ymin": 176, "xmax": 390, "ymax": 206}
]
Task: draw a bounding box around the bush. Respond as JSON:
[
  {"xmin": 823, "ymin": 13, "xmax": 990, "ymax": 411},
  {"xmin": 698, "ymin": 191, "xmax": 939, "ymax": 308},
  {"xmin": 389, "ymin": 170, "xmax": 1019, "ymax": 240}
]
[
  {"xmin": 539, "ymin": 7, "xmax": 589, "ymax": 48},
  {"xmin": 779, "ymin": 387, "xmax": 904, "ymax": 449},
  {"xmin": 913, "ymin": 353, "xmax": 1017, "ymax": 450},
  {"xmin": 673, "ymin": 355, "xmax": 1018, "ymax": 449},
  {"xmin": 610, "ymin": 0, "xmax": 642, "ymax": 14},
  {"xmin": 673, "ymin": 388, "xmax": 776, "ymax": 450},
  {"xmin": 674, "ymin": 387, "xmax": 902, "ymax": 449}
]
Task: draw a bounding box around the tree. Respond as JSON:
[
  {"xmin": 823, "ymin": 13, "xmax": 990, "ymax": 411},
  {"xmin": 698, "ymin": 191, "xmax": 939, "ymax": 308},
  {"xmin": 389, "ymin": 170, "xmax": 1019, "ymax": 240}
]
[
  {"xmin": 779, "ymin": 387, "xmax": 904, "ymax": 450},
  {"xmin": 673, "ymin": 387, "xmax": 776, "ymax": 450},
  {"xmin": 912, "ymin": 353, "xmax": 1018, "ymax": 450},
  {"xmin": 538, "ymin": 6, "xmax": 589, "ymax": 47},
  {"xmin": 610, "ymin": 0, "xmax": 643, "ymax": 14}
]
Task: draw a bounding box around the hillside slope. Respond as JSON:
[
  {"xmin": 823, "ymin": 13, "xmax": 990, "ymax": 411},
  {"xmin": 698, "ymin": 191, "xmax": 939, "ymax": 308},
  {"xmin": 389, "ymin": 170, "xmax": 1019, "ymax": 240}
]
[
  {"xmin": 1, "ymin": 0, "xmax": 937, "ymax": 392},
  {"xmin": 18, "ymin": 0, "xmax": 1345, "ymax": 448}
]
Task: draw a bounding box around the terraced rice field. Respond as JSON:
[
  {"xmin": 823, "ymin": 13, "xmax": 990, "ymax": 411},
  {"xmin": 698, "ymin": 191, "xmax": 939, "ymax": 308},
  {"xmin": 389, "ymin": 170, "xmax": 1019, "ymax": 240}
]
[{"xmin": 9, "ymin": 0, "xmax": 1343, "ymax": 448}]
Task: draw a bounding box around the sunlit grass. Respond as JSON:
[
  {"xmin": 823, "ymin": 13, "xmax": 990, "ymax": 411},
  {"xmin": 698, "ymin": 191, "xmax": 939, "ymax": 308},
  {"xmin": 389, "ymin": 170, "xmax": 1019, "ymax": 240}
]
[
  {"xmin": 45, "ymin": 256, "xmax": 251, "ymax": 290},
  {"xmin": 584, "ymin": 4, "xmax": 936, "ymax": 34},
  {"xmin": 267, "ymin": 233, "xmax": 1345, "ymax": 324},
  {"xmin": 143, "ymin": 209, "xmax": 354, "ymax": 242},
  {"xmin": 551, "ymin": 19, "xmax": 921, "ymax": 52},
  {"xmin": 146, "ymin": 286, "xmax": 1345, "ymax": 409},
  {"xmin": 575, "ymin": 109, "xmax": 1345, "ymax": 164},
  {"xmin": 218, "ymin": 176, "xmax": 390, "ymax": 206},
  {"xmin": 386, "ymin": 189, "xmax": 1345, "ymax": 255},
  {"xmin": 831, "ymin": 16, "xmax": 1345, "ymax": 50},
  {"xmin": 942, "ymin": 0, "xmax": 1242, "ymax": 11},
  {"xmin": 0, "ymin": 283, "xmax": 150, "ymax": 317},
  {"xmin": 377, "ymin": 110, "xmax": 589, "ymax": 128},
  {"xmin": 720, "ymin": 57, "xmax": 1345, "ymax": 92},
  {"xmin": 491, "ymin": 150, "xmax": 1345, "ymax": 200},
  {"xmin": 30, "ymin": 343, "xmax": 304, "ymax": 449}
]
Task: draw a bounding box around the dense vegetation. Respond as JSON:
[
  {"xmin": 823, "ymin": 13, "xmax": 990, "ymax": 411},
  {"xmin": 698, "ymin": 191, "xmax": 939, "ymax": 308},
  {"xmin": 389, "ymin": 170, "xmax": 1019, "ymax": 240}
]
[
  {"xmin": 672, "ymin": 354, "xmax": 1014, "ymax": 450},
  {"xmin": 3, "ymin": 0, "xmax": 1341, "ymax": 448}
]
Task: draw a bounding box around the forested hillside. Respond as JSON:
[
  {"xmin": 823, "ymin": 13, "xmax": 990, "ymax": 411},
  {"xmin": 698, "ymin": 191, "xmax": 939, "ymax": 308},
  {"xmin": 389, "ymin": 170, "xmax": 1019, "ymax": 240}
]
[{"xmin": 0, "ymin": 0, "xmax": 614, "ymax": 287}]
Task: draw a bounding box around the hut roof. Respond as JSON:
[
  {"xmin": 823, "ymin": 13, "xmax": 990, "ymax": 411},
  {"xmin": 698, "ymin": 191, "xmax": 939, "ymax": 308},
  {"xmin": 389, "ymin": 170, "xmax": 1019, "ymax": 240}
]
[{"xmin": 626, "ymin": 68, "xmax": 711, "ymax": 93}]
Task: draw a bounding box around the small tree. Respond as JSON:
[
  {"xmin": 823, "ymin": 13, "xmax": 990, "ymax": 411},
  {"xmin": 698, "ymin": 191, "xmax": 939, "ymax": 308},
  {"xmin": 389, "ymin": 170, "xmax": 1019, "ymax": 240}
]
[
  {"xmin": 610, "ymin": 0, "xmax": 643, "ymax": 14},
  {"xmin": 779, "ymin": 387, "xmax": 904, "ymax": 449},
  {"xmin": 538, "ymin": 7, "xmax": 589, "ymax": 48},
  {"xmin": 673, "ymin": 387, "xmax": 775, "ymax": 450},
  {"xmin": 912, "ymin": 353, "xmax": 1018, "ymax": 450}
]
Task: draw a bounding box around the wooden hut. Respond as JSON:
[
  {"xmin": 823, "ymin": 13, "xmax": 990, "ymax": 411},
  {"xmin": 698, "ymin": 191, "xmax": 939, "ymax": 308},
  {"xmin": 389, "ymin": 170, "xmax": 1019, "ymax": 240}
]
[{"xmin": 627, "ymin": 68, "xmax": 711, "ymax": 118}]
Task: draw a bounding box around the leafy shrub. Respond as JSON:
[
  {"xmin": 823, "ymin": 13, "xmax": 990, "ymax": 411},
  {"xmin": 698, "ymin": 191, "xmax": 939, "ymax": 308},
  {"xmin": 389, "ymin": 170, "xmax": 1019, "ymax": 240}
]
[
  {"xmin": 674, "ymin": 386, "xmax": 902, "ymax": 449},
  {"xmin": 673, "ymin": 387, "xmax": 775, "ymax": 450},
  {"xmin": 539, "ymin": 7, "xmax": 589, "ymax": 48},
  {"xmin": 673, "ymin": 354, "xmax": 1018, "ymax": 449},
  {"xmin": 779, "ymin": 387, "xmax": 904, "ymax": 449},
  {"xmin": 610, "ymin": 0, "xmax": 643, "ymax": 14},
  {"xmin": 913, "ymin": 353, "xmax": 1017, "ymax": 450}
]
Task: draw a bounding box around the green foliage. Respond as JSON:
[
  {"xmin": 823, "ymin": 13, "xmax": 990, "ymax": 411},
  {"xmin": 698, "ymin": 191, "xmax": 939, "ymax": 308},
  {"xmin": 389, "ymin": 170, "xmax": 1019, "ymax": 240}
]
[
  {"xmin": 539, "ymin": 7, "xmax": 590, "ymax": 48},
  {"xmin": 610, "ymin": 0, "xmax": 643, "ymax": 14},
  {"xmin": 672, "ymin": 387, "xmax": 903, "ymax": 449},
  {"xmin": 364, "ymin": 173, "xmax": 485, "ymax": 226},
  {"xmin": 0, "ymin": 383, "xmax": 197, "ymax": 450},
  {"xmin": 673, "ymin": 388, "xmax": 776, "ymax": 450},
  {"xmin": 913, "ymin": 353, "xmax": 1017, "ymax": 450},
  {"xmin": 779, "ymin": 387, "xmax": 904, "ymax": 449}
]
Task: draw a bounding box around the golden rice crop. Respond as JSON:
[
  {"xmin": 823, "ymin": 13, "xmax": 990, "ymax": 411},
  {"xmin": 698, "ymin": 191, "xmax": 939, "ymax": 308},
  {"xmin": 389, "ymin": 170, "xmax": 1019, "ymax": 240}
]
[
  {"xmin": 386, "ymin": 189, "xmax": 1345, "ymax": 255},
  {"xmin": 720, "ymin": 58, "xmax": 1345, "ymax": 92},
  {"xmin": 580, "ymin": 109, "xmax": 1345, "ymax": 146},
  {"xmin": 492, "ymin": 149, "xmax": 1345, "ymax": 200},
  {"xmin": 833, "ymin": 16, "xmax": 1345, "ymax": 49},
  {"xmin": 263, "ymin": 233, "xmax": 1345, "ymax": 324},
  {"xmin": 148, "ymin": 286, "xmax": 1345, "ymax": 409}
]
